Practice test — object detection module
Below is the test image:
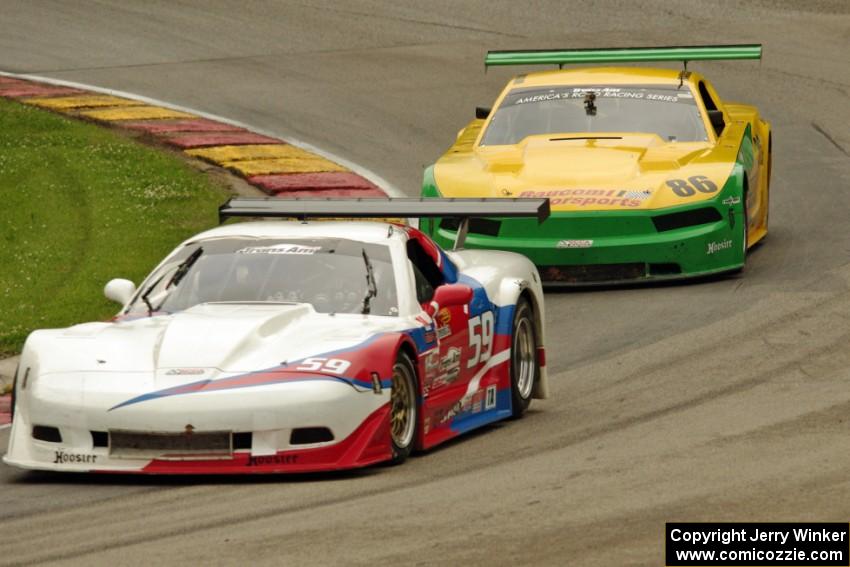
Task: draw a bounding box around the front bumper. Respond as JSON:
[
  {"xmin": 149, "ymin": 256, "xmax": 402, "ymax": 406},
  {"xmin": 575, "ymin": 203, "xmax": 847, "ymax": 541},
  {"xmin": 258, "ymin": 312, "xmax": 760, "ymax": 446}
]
[
  {"xmin": 423, "ymin": 203, "xmax": 745, "ymax": 285},
  {"xmin": 3, "ymin": 375, "xmax": 392, "ymax": 474}
]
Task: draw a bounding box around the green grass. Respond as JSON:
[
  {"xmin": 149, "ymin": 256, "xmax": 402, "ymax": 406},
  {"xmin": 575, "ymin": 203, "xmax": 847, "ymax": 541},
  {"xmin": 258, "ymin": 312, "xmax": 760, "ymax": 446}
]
[{"xmin": 0, "ymin": 98, "xmax": 228, "ymax": 355}]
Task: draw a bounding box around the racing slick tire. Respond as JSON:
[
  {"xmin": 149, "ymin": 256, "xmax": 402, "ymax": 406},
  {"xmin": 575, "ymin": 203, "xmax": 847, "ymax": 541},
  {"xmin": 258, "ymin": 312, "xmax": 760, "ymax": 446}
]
[
  {"xmin": 389, "ymin": 351, "xmax": 418, "ymax": 464},
  {"xmin": 510, "ymin": 298, "xmax": 539, "ymax": 418},
  {"xmin": 742, "ymin": 188, "xmax": 749, "ymax": 267}
]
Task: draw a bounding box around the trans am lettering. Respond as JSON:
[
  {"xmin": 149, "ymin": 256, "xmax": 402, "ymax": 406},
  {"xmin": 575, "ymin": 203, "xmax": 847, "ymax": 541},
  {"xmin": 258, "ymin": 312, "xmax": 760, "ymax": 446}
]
[
  {"xmin": 247, "ymin": 454, "xmax": 299, "ymax": 467},
  {"xmin": 237, "ymin": 244, "xmax": 321, "ymax": 255},
  {"xmin": 54, "ymin": 451, "xmax": 97, "ymax": 464}
]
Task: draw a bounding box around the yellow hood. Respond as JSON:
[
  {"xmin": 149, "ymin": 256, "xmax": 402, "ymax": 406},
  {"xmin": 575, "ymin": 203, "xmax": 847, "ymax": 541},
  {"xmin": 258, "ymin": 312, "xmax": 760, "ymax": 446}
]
[{"xmin": 433, "ymin": 126, "xmax": 736, "ymax": 211}]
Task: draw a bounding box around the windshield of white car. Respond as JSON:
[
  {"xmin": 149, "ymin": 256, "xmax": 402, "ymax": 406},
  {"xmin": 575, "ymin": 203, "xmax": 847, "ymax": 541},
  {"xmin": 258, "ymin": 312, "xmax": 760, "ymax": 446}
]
[
  {"xmin": 480, "ymin": 85, "xmax": 708, "ymax": 145},
  {"xmin": 126, "ymin": 237, "xmax": 398, "ymax": 316}
]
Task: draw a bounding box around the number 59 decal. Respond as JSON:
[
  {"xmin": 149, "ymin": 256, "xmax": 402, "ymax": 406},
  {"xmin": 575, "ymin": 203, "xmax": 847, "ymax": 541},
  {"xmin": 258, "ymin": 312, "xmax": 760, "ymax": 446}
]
[
  {"xmin": 467, "ymin": 311, "xmax": 494, "ymax": 368},
  {"xmin": 296, "ymin": 357, "xmax": 351, "ymax": 375}
]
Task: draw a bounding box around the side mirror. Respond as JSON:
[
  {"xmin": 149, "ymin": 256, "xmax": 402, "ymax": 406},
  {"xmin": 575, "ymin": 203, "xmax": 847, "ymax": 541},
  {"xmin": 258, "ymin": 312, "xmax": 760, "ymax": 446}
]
[
  {"xmin": 433, "ymin": 284, "xmax": 473, "ymax": 310},
  {"xmin": 104, "ymin": 278, "xmax": 136, "ymax": 305},
  {"xmin": 475, "ymin": 106, "xmax": 491, "ymax": 119}
]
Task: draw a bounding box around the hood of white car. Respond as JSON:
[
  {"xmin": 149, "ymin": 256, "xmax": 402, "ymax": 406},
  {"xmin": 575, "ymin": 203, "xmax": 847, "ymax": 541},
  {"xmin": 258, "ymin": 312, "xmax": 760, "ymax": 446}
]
[{"xmin": 32, "ymin": 303, "xmax": 397, "ymax": 376}]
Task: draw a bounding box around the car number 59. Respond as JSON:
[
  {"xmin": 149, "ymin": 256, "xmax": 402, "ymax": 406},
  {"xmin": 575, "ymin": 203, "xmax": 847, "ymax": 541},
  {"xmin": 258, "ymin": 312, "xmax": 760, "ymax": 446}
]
[
  {"xmin": 296, "ymin": 357, "xmax": 351, "ymax": 375},
  {"xmin": 467, "ymin": 311, "xmax": 494, "ymax": 368}
]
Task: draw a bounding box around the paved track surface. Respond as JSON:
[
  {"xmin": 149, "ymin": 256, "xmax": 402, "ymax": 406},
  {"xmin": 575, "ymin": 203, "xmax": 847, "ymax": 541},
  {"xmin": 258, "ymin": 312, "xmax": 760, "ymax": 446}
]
[{"xmin": 2, "ymin": 2, "xmax": 850, "ymax": 565}]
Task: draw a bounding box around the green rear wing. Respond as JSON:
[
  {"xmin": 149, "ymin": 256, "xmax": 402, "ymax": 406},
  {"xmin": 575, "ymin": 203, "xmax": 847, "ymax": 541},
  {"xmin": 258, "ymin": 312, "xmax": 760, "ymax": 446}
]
[{"xmin": 485, "ymin": 44, "xmax": 762, "ymax": 68}]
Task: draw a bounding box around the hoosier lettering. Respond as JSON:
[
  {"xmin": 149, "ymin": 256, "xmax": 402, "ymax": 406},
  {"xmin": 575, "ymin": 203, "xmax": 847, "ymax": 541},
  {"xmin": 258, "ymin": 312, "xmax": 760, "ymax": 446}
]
[
  {"xmin": 247, "ymin": 454, "xmax": 299, "ymax": 467},
  {"xmin": 54, "ymin": 451, "xmax": 97, "ymax": 464}
]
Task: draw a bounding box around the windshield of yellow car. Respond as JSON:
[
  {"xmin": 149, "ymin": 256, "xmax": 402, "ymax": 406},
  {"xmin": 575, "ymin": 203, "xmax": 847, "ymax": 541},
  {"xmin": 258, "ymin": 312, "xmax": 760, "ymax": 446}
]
[
  {"xmin": 480, "ymin": 85, "xmax": 708, "ymax": 145},
  {"xmin": 127, "ymin": 237, "xmax": 398, "ymax": 316}
]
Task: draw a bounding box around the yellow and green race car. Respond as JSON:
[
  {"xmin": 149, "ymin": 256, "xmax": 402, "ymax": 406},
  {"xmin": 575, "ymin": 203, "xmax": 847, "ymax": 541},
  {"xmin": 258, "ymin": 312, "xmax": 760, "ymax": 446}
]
[{"xmin": 421, "ymin": 45, "xmax": 771, "ymax": 284}]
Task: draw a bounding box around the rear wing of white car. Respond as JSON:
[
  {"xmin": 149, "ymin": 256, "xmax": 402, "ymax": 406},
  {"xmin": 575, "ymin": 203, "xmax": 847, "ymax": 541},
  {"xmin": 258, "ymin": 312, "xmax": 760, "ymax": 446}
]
[{"xmin": 218, "ymin": 197, "xmax": 550, "ymax": 249}]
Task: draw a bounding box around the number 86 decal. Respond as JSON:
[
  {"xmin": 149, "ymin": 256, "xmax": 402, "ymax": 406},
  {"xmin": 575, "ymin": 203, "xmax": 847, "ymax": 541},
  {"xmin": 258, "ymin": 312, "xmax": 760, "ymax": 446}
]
[{"xmin": 467, "ymin": 311, "xmax": 494, "ymax": 368}]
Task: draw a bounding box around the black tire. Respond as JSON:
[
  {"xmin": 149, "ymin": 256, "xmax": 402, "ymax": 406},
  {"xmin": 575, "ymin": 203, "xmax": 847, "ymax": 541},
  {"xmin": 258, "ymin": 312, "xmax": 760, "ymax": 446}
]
[
  {"xmin": 742, "ymin": 188, "xmax": 749, "ymax": 265},
  {"xmin": 389, "ymin": 351, "xmax": 418, "ymax": 464},
  {"xmin": 764, "ymin": 137, "xmax": 771, "ymax": 233},
  {"xmin": 510, "ymin": 299, "xmax": 539, "ymax": 418}
]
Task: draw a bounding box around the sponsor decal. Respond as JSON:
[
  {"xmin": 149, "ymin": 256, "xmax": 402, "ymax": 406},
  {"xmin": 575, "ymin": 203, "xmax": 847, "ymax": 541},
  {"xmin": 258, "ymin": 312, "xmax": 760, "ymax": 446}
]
[
  {"xmin": 707, "ymin": 239, "xmax": 733, "ymax": 255},
  {"xmin": 722, "ymin": 196, "xmax": 741, "ymax": 205},
  {"xmin": 557, "ymin": 239, "xmax": 593, "ymax": 249},
  {"xmin": 424, "ymin": 416, "xmax": 431, "ymax": 435},
  {"xmin": 423, "ymin": 350, "xmax": 440, "ymax": 395},
  {"xmin": 237, "ymin": 244, "xmax": 321, "ymax": 255},
  {"xmin": 485, "ymin": 385, "xmax": 497, "ymax": 410},
  {"xmin": 519, "ymin": 188, "xmax": 651, "ymax": 208},
  {"xmin": 471, "ymin": 389, "xmax": 485, "ymax": 414},
  {"xmin": 425, "ymin": 351, "xmax": 440, "ymax": 372},
  {"xmin": 165, "ymin": 368, "xmax": 205, "ymax": 376},
  {"xmin": 424, "ymin": 329, "xmax": 436, "ymax": 344},
  {"xmin": 512, "ymin": 87, "xmax": 693, "ymax": 106},
  {"xmin": 54, "ymin": 451, "xmax": 97, "ymax": 464},
  {"xmin": 437, "ymin": 389, "xmax": 489, "ymax": 425},
  {"xmin": 438, "ymin": 398, "xmax": 465, "ymax": 424},
  {"xmin": 434, "ymin": 367, "xmax": 460, "ymax": 389},
  {"xmin": 435, "ymin": 308, "xmax": 452, "ymax": 339},
  {"xmin": 441, "ymin": 347, "xmax": 462, "ymax": 371},
  {"xmin": 247, "ymin": 454, "xmax": 299, "ymax": 467}
]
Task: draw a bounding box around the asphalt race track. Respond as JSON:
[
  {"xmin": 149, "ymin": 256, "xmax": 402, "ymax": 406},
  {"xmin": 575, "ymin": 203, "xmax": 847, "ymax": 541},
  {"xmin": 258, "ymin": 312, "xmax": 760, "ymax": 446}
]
[{"xmin": 2, "ymin": 2, "xmax": 850, "ymax": 565}]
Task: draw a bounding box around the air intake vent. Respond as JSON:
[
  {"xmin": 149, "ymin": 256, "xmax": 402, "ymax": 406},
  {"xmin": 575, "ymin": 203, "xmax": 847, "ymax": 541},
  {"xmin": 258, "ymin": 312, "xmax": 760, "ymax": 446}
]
[
  {"xmin": 109, "ymin": 430, "xmax": 232, "ymax": 460},
  {"xmin": 91, "ymin": 431, "xmax": 109, "ymax": 447},
  {"xmin": 32, "ymin": 425, "xmax": 62, "ymax": 443},
  {"xmin": 290, "ymin": 427, "xmax": 334, "ymax": 445},
  {"xmin": 233, "ymin": 432, "xmax": 252, "ymax": 450},
  {"xmin": 649, "ymin": 263, "xmax": 682, "ymax": 276},
  {"xmin": 439, "ymin": 217, "xmax": 501, "ymax": 237},
  {"xmin": 540, "ymin": 263, "xmax": 645, "ymax": 283},
  {"xmin": 652, "ymin": 207, "xmax": 722, "ymax": 232}
]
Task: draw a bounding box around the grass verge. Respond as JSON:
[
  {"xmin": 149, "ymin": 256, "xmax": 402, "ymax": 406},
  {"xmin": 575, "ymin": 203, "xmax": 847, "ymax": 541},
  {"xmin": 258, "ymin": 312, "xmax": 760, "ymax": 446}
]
[{"xmin": 0, "ymin": 98, "xmax": 228, "ymax": 356}]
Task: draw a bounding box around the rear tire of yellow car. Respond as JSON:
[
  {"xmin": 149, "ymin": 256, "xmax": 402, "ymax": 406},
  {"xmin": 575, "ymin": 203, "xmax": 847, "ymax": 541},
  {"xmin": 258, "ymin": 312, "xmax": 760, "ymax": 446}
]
[
  {"xmin": 389, "ymin": 352, "xmax": 418, "ymax": 465},
  {"xmin": 742, "ymin": 189, "xmax": 749, "ymax": 264},
  {"xmin": 764, "ymin": 137, "xmax": 771, "ymax": 234},
  {"xmin": 9, "ymin": 365, "xmax": 17, "ymax": 422}
]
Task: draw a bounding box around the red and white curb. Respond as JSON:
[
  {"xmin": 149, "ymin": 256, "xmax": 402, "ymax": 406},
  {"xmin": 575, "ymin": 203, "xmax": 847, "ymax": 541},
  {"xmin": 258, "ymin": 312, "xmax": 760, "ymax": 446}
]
[{"xmin": 0, "ymin": 71, "xmax": 404, "ymax": 198}]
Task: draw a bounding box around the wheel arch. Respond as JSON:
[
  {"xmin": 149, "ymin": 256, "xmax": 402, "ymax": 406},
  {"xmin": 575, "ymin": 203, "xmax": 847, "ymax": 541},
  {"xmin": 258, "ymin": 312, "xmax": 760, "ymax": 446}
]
[
  {"xmin": 518, "ymin": 288, "xmax": 548, "ymax": 400},
  {"xmin": 395, "ymin": 335, "xmax": 426, "ymax": 451},
  {"xmin": 496, "ymin": 276, "xmax": 548, "ymax": 400}
]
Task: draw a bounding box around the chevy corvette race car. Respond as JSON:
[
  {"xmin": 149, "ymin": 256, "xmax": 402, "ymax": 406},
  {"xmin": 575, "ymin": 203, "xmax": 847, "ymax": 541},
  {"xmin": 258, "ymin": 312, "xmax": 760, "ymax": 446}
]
[
  {"xmin": 3, "ymin": 198, "xmax": 550, "ymax": 474},
  {"xmin": 422, "ymin": 45, "xmax": 772, "ymax": 284}
]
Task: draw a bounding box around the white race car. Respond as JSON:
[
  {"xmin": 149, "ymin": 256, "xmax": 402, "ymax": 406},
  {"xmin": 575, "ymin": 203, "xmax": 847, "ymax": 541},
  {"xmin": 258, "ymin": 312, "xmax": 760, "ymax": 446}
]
[{"xmin": 4, "ymin": 198, "xmax": 550, "ymax": 474}]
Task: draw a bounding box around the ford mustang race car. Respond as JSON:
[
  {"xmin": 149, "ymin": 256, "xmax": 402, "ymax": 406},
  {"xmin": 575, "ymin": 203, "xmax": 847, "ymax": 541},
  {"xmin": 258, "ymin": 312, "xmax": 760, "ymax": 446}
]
[
  {"xmin": 3, "ymin": 198, "xmax": 550, "ymax": 474},
  {"xmin": 422, "ymin": 45, "xmax": 771, "ymax": 284}
]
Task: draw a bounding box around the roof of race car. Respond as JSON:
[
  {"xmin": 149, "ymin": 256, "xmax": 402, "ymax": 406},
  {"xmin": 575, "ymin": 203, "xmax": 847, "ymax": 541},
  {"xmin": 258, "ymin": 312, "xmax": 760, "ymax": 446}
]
[
  {"xmin": 186, "ymin": 220, "xmax": 406, "ymax": 245},
  {"xmin": 506, "ymin": 66, "xmax": 692, "ymax": 89}
]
